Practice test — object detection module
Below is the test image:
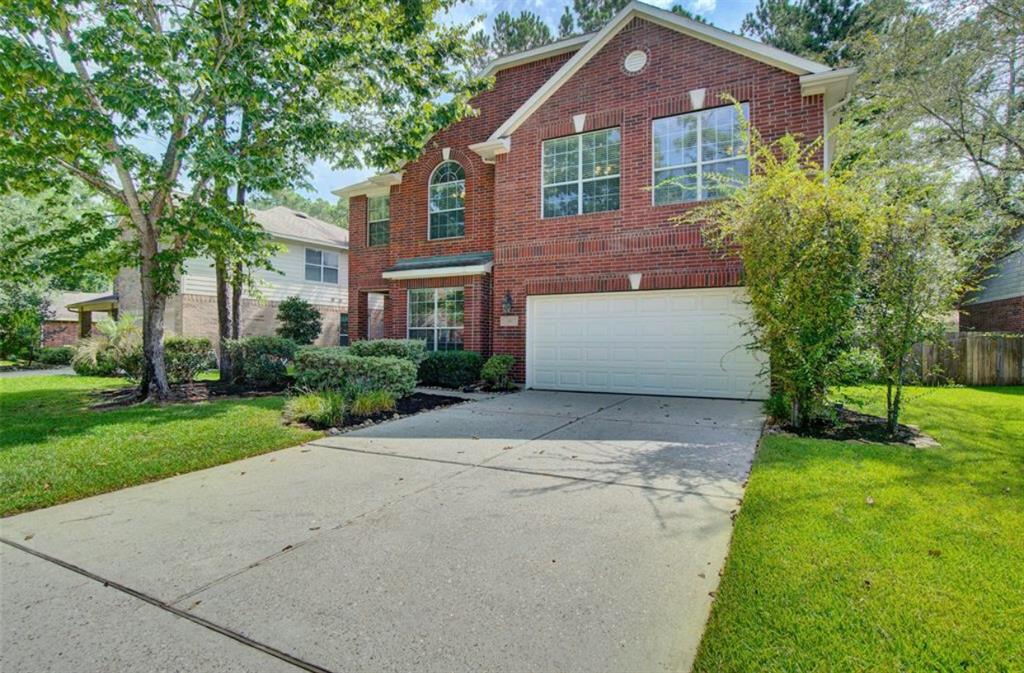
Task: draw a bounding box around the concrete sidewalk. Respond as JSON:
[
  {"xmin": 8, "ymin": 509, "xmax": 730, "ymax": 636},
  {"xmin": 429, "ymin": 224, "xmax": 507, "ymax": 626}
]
[{"xmin": 1, "ymin": 390, "xmax": 762, "ymax": 673}]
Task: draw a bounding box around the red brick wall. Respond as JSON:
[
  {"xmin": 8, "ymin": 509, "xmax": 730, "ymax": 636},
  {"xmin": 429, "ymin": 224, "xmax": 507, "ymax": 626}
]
[
  {"xmin": 960, "ymin": 297, "xmax": 1024, "ymax": 333},
  {"xmin": 348, "ymin": 18, "xmax": 826, "ymax": 380},
  {"xmin": 41, "ymin": 321, "xmax": 78, "ymax": 347}
]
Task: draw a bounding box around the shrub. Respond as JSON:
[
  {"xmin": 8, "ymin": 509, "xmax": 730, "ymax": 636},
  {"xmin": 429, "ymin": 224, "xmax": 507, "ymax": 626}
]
[
  {"xmin": 73, "ymin": 314, "xmax": 143, "ymax": 379},
  {"xmin": 284, "ymin": 391, "xmax": 346, "ymax": 429},
  {"xmin": 276, "ymin": 296, "xmax": 323, "ymax": 345},
  {"xmin": 164, "ymin": 337, "xmax": 216, "ymax": 383},
  {"xmin": 294, "ymin": 348, "xmax": 416, "ymax": 398},
  {"xmin": 350, "ymin": 389, "xmax": 397, "ymax": 416},
  {"xmin": 763, "ymin": 392, "xmax": 791, "ymax": 421},
  {"xmin": 223, "ymin": 335, "xmax": 297, "ymax": 386},
  {"xmin": 481, "ymin": 354, "xmax": 516, "ymax": 391},
  {"xmin": 826, "ymin": 347, "xmax": 882, "ymax": 386},
  {"xmin": 37, "ymin": 346, "xmax": 74, "ymax": 365},
  {"xmin": 348, "ymin": 338, "xmax": 427, "ymax": 364},
  {"xmin": 418, "ymin": 350, "xmax": 483, "ymax": 388}
]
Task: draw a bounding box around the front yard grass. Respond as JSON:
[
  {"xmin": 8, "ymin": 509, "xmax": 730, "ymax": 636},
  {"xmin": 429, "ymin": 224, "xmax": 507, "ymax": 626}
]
[
  {"xmin": 693, "ymin": 385, "xmax": 1023, "ymax": 672},
  {"xmin": 0, "ymin": 374, "xmax": 319, "ymax": 516}
]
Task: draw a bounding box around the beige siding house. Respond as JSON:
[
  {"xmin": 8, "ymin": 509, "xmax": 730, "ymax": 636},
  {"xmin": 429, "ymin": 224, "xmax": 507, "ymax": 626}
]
[{"xmin": 117, "ymin": 206, "xmax": 349, "ymax": 346}]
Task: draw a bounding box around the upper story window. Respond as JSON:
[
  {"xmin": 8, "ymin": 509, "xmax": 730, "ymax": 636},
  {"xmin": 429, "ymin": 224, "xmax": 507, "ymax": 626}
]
[
  {"xmin": 653, "ymin": 103, "xmax": 749, "ymax": 205},
  {"xmin": 428, "ymin": 161, "xmax": 465, "ymax": 240},
  {"xmin": 542, "ymin": 127, "xmax": 620, "ymax": 218},
  {"xmin": 367, "ymin": 195, "xmax": 390, "ymax": 246},
  {"xmin": 305, "ymin": 248, "xmax": 339, "ymax": 284}
]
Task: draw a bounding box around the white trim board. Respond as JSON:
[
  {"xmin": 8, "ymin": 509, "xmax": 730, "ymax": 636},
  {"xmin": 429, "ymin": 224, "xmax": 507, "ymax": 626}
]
[{"xmin": 381, "ymin": 262, "xmax": 494, "ymax": 281}]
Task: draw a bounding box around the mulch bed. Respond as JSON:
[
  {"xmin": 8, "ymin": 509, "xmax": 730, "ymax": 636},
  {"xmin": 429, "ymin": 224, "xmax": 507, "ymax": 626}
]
[
  {"xmin": 768, "ymin": 405, "xmax": 938, "ymax": 447},
  {"xmin": 329, "ymin": 392, "xmax": 463, "ymax": 431},
  {"xmin": 91, "ymin": 380, "xmax": 288, "ymax": 409}
]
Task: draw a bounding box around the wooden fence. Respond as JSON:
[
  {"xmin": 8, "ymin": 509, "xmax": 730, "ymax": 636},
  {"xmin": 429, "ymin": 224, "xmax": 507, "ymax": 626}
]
[{"xmin": 912, "ymin": 333, "xmax": 1023, "ymax": 386}]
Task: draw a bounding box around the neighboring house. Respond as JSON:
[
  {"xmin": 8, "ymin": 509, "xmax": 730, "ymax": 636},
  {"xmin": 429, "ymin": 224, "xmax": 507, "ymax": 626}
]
[
  {"xmin": 116, "ymin": 206, "xmax": 350, "ymax": 346},
  {"xmin": 335, "ymin": 1, "xmax": 853, "ymax": 400},
  {"xmin": 960, "ymin": 227, "xmax": 1024, "ymax": 333},
  {"xmin": 42, "ymin": 291, "xmax": 116, "ymax": 347}
]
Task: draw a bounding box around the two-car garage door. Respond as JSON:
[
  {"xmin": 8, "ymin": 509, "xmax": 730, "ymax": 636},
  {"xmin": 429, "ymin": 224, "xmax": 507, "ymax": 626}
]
[{"xmin": 526, "ymin": 288, "xmax": 768, "ymax": 400}]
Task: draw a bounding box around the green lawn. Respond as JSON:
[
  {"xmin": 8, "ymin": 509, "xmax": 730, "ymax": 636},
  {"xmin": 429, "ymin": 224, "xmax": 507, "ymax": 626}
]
[
  {"xmin": 0, "ymin": 374, "xmax": 319, "ymax": 516},
  {"xmin": 694, "ymin": 386, "xmax": 1024, "ymax": 672}
]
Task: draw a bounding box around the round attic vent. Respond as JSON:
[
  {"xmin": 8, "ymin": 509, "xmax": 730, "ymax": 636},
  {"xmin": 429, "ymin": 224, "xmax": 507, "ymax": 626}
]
[{"xmin": 623, "ymin": 49, "xmax": 648, "ymax": 73}]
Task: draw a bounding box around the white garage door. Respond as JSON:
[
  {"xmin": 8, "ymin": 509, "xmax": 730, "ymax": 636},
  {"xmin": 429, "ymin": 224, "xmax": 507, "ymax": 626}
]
[{"xmin": 526, "ymin": 288, "xmax": 768, "ymax": 400}]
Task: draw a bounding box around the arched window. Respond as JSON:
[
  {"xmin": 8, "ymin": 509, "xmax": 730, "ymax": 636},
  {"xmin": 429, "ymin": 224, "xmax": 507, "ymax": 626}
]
[{"xmin": 428, "ymin": 161, "xmax": 465, "ymax": 239}]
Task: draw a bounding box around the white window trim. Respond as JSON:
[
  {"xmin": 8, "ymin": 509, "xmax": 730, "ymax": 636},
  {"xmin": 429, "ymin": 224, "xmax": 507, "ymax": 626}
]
[
  {"xmin": 304, "ymin": 247, "xmax": 340, "ymax": 285},
  {"xmin": 406, "ymin": 287, "xmax": 465, "ymax": 351},
  {"xmin": 427, "ymin": 161, "xmax": 466, "ymax": 241},
  {"xmin": 541, "ymin": 128, "xmax": 621, "ymax": 218},
  {"xmin": 367, "ymin": 195, "xmax": 390, "ymax": 247},
  {"xmin": 651, "ymin": 103, "xmax": 750, "ymax": 206}
]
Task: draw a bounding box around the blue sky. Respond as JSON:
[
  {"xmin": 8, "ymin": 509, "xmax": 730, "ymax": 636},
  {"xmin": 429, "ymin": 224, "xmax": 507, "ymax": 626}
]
[{"xmin": 307, "ymin": 0, "xmax": 757, "ymax": 202}]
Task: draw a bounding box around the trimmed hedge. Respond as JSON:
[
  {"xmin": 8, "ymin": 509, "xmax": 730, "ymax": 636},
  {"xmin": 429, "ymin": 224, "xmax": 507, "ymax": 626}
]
[
  {"xmin": 294, "ymin": 348, "xmax": 416, "ymax": 398},
  {"xmin": 72, "ymin": 351, "xmax": 119, "ymax": 377},
  {"xmin": 418, "ymin": 351, "xmax": 483, "ymax": 388},
  {"xmin": 481, "ymin": 354, "xmax": 516, "ymax": 391},
  {"xmin": 164, "ymin": 337, "xmax": 216, "ymax": 383},
  {"xmin": 348, "ymin": 339, "xmax": 427, "ymax": 364},
  {"xmin": 37, "ymin": 346, "xmax": 74, "ymax": 365},
  {"xmin": 224, "ymin": 336, "xmax": 297, "ymax": 386}
]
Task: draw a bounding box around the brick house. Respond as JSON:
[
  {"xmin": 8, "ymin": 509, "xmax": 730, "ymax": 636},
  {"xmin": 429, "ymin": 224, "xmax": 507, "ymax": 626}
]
[
  {"xmin": 117, "ymin": 206, "xmax": 350, "ymax": 346},
  {"xmin": 960, "ymin": 227, "xmax": 1024, "ymax": 333},
  {"xmin": 336, "ymin": 1, "xmax": 855, "ymax": 399}
]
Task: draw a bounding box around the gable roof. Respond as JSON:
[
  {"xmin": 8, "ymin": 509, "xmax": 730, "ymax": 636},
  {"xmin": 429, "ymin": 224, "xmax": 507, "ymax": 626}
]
[
  {"xmin": 251, "ymin": 206, "xmax": 349, "ymax": 249},
  {"xmin": 486, "ymin": 1, "xmax": 842, "ymax": 143}
]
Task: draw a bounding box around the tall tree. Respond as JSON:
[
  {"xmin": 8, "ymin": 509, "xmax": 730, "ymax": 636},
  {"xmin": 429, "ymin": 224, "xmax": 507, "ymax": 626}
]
[
  {"xmin": 558, "ymin": 6, "xmax": 576, "ymax": 38},
  {"xmin": 741, "ymin": 0, "xmax": 867, "ymax": 65},
  {"xmin": 0, "ymin": 0, "xmax": 481, "ymax": 399},
  {"xmin": 470, "ymin": 11, "xmax": 554, "ymax": 71}
]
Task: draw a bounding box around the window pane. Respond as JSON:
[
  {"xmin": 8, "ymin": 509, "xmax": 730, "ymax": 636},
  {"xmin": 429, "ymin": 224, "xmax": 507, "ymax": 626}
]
[
  {"xmin": 581, "ymin": 129, "xmax": 620, "ymax": 180},
  {"xmin": 436, "ymin": 329, "xmax": 464, "ymax": 351},
  {"xmin": 703, "ymin": 158, "xmax": 749, "ymax": 199},
  {"xmin": 429, "ymin": 180, "xmax": 465, "ymax": 213},
  {"xmin": 701, "ymin": 105, "xmax": 746, "ymax": 162},
  {"xmin": 322, "ymin": 251, "xmax": 339, "ymax": 269},
  {"xmin": 305, "ymin": 264, "xmax": 321, "ymax": 282},
  {"xmin": 429, "ymin": 208, "xmax": 464, "ymax": 239},
  {"xmin": 432, "ymin": 161, "xmax": 464, "ymax": 184},
  {"xmin": 368, "ymin": 221, "xmax": 390, "ymax": 246},
  {"xmin": 437, "ymin": 288, "xmax": 464, "ymax": 328},
  {"xmin": 305, "ymin": 248, "xmax": 321, "ymax": 265},
  {"xmin": 542, "ymin": 136, "xmax": 579, "ymax": 185},
  {"xmin": 408, "ymin": 329, "xmax": 434, "ymax": 351},
  {"xmin": 408, "ymin": 289, "xmax": 435, "ymax": 328},
  {"xmin": 653, "ymin": 115, "xmax": 698, "ymax": 169},
  {"xmin": 653, "ymin": 167, "xmax": 698, "ymax": 205},
  {"xmin": 543, "ymin": 184, "xmax": 579, "ymax": 218},
  {"xmin": 582, "ymin": 177, "xmax": 619, "ymax": 214},
  {"xmin": 322, "ymin": 266, "xmax": 338, "ymax": 284},
  {"xmin": 368, "ymin": 195, "xmax": 389, "ymax": 223}
]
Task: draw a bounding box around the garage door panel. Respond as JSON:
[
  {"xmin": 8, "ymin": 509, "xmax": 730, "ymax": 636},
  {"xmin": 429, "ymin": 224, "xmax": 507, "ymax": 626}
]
[{"xmin": 527, "ymin": 288, "xmax": 768, "ymax": 400}]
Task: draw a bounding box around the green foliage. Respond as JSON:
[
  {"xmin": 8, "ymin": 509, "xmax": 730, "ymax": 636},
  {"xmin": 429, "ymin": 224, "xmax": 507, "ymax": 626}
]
[
  {"xmin": 348, "ymin": 339, "xmax": 427, "ymax": 365},
  {"xmin": 37, "ymin": 346, "xmax": 75, "ymax": 365},
  {"xmin": 0, "ymin": 282, "xmax": 49, "ymax": 361},
  {"xmin": 825, "ymin": 347, "xmax": 882, "ymax": 386},
  {"xmin": 350, "ymin": 389, "xmax": 397, "ymax": 417},
  {"xmin": 163, "ymin": 337, "xmax": 216, "ymax": 384},
  {"xmin": 418, "ymin": 351, "xmax": 484, "ymax": 388},
  {"xmin": 224, "ymin": 336, "xmax": 297, "ymax": 386},
  {"xmin": 276, "ymin": 296, "xmax": 323, "ymax": 346},
  {"xmin": 73, "ymin": 314, "xmax": 143, "ymax": 380},
  {"xmin": 293, "ymin": 349, "xmax": 417, "ymax": 398},
  {"xmin": 741, "ymin": 0, "xmax": 868, "ymax": 65},
  {"xmin": 762, "ymin": 392, "xmax": 792, "ymax": 421},
  {"xmin": 683, "ymin": 122, "xmax": 869, "ymax": 427},
  {"xmin": 470, "ymin": 11, "xmax": 553, "ymax": 69},
  {"xmin": 481, "ymin": 355, "xmax": 516, "ymax": 391},
  {"xmin": 284, "ymin": 391, "xmax": 346, "ymax": 429},
  {"xmin": 249, "ymin": 190, "xmax": 348, "ymax": 228}
]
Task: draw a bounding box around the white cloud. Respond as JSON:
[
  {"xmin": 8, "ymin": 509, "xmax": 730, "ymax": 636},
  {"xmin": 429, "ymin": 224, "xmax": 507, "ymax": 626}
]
[{"xmin": 692, "ymin": 0, "xmax": 718, "ymax": 11}]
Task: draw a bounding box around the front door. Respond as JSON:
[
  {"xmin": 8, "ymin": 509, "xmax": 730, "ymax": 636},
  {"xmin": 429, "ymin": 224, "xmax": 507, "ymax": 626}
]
[{"xmin": 367, "ymin": 292, "xmax": 386, "ymax": 340}]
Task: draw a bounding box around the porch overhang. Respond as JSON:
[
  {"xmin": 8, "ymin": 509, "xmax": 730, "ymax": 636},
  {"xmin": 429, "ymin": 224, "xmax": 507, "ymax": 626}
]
[{"xmin": 381, "ymin": 252, "xmax": 494, "ymax": 281}]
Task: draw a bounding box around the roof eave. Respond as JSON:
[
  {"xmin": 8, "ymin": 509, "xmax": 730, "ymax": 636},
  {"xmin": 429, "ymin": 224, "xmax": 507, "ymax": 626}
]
[
  {"xmin": 479, "ymin": 34, "xmax": 594, "ymax": 78},
  {"xmin": 331, "ymin": 172, "xmax": 403, "ymax": 199},
  {"xmin": 382, "ymin": 262, "xmax": 494, "ymax": 281}
]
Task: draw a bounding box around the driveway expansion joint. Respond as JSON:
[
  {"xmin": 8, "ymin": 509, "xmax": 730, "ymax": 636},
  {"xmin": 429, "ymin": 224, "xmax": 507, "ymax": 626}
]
[{"xmin": 0, "ymin": 537, "xmax": 338, "ymax": 673}]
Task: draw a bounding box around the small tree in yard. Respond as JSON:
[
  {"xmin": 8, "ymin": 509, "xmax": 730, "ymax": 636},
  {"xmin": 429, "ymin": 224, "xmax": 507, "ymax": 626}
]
[
  {"xmin": 682, "ymin": 123, "xmax": 870, "ymax": 427},
  {"xmin": 277, "ymin": 296, "xmax": 322, "ymax": 346}
]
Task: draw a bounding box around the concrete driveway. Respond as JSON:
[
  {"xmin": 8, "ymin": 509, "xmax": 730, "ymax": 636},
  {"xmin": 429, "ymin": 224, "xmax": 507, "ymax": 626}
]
[{"xmin": 1, "ymin": 390, "xmax": 762, "ymax": 673}]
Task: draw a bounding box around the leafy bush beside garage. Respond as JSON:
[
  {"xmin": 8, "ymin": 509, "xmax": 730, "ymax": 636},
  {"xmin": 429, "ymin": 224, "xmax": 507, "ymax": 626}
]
[
  {"xmin": 418, "ymin": 351, "xmax": 483, "ymax": 388},
  {"xmin": 293, "ymin": 348, "xmax": 417, "ymax": 399}
]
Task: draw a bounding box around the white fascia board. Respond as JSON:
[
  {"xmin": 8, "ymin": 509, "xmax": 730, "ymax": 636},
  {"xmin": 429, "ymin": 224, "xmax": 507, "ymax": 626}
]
[
  {"xmin": 468, "ymin": 138, "xmax": 511, "ymax": 163},
  {"xmin": 801, "ymin": 67, "xmax": 857, "ymax": 97},
  {"xmin": 271, "ymin": 233, "xmax": 349, "ymax": 250},
  {"xmin": 381, "ymin": 262, "xmax": 494, "ymax": 281},
  {"xmin": 479, "ymin": 34, "xmax": 593, "ymax": 78},
  {"xmin": 487, "ymin": 1, "xmax": 832, "ymax": 143},
  {"xmin": 331, "ymin": 172, "xmax": 403, "ymax": 199}
]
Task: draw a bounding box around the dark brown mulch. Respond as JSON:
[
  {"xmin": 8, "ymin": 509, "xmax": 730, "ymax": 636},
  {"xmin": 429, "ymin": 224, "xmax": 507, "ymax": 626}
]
[
  {"xmin": 336, "ymin": 392, "xmax": 463, "ymax": 430},
  {"xmin": 90, "ymin": 380, "xmax": 288, "ymax": 409},
  {"xmin": 771, "ymin": 406, "xmax": 936, "ymax": 446}
]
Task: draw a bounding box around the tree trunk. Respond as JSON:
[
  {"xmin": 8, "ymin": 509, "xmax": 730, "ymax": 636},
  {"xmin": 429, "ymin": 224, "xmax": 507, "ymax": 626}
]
[
  {"xmin": 138, "ymin": 260, "xmax": 171, "ymax": 400},
  {"xmin": 215, "ymin": 254, "xmax": 232, "ymax": 382},
  {"xmin": 789, "ymin": 395, "xmax": 802, "ymax": 428}
]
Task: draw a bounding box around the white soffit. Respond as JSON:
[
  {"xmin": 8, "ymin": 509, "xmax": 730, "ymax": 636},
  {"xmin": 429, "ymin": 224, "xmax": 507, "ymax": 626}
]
[
  {"xmin": 487, "ymin": 0, "xmax": 836, "ymax": 143},
  {"xmin": 331, "ymin": 172, "xmax": 403, "ymax": 199},
  {"xmin": 381, "ymin": 262, "xmax": 494, "ymax": 280}
]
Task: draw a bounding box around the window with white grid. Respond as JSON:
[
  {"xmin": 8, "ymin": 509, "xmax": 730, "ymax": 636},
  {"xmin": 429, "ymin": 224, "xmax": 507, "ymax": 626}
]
[{"xmin": 542, "ymin": 128, "xmax": 620, "ymax": 218}]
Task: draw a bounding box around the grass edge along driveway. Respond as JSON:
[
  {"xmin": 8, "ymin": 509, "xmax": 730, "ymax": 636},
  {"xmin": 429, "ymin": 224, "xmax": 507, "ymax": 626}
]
[
  {"xmin": 693, "ymin": 385, "xmax": 1023, "ymax": 673},
  {"xmin": 0, "ymin": 374, "xmax": 319, "ymax": 516}
]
